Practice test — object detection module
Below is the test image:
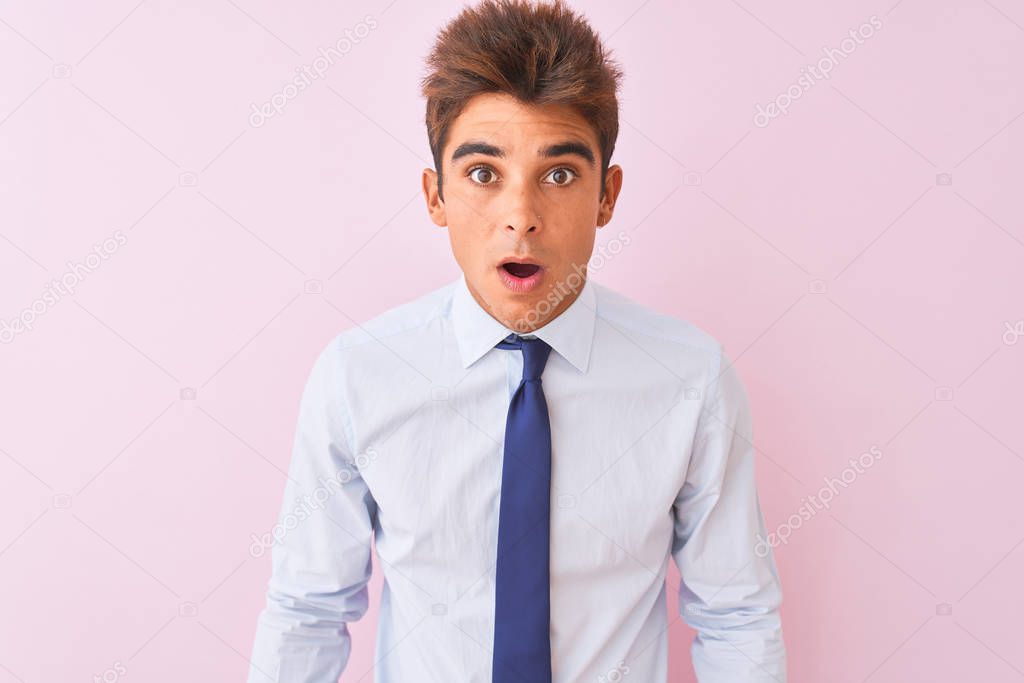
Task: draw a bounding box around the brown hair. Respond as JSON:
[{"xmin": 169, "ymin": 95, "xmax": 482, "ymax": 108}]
[{"xmin": 421, "ymin": 0, "xmax": 623, "ymax": 199}]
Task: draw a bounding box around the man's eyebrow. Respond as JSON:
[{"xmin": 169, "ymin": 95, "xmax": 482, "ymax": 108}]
[
  {"xmin": 540, "ymin": 140, "xmax": 596, "ymax": 167},
  {"xmin": 450, "ymin": 139, "xmax": 597, "ymax": 167},
  {"xmin": 451, "ymin": 141, "xmax": 505, "ymax": 162}
]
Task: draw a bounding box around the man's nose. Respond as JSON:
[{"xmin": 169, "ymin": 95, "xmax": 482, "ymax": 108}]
[{"xmin": 501, "ymin": 182, "xmax": 543, "ymax": 236}]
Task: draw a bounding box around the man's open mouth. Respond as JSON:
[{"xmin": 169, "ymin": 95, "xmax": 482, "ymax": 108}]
[
  {"xmin": 497, "ymin": 259, "xmax": 545, "ymax": 293},
  {"xmin": 501, "ymin": 262, "xmax": 542, "ymax": 278}
]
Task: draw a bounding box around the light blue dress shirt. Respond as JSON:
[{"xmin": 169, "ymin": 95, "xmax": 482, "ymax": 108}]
[{"xmin": 247, "ymin": 272, "xmax": 787, "ymax": 682}]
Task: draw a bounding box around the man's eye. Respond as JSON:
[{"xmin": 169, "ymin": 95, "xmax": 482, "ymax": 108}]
[
  {"xmin": 545, "ymin": 167, "xmax": 577, "ymax": 186},
  {"xmin": 468, "ymin": 167, "xmax": 497, "ymax": 184}
]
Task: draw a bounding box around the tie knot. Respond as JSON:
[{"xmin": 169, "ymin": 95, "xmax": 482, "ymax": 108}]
[{"xmin": 496, "ymin": 333, "xmax": 552, "ymax": 381}]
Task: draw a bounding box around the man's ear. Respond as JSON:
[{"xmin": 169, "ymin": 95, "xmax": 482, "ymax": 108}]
[
  {"xmin": 596, "ymin": 164, "xmax": 623, "ymax": 228},
  {"xmin": 422, "ymin": 168, "xmax": 447, "ymax": 227}
]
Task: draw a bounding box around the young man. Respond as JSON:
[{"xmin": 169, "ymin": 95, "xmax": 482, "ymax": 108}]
[{"xmin": 247, "ymin": 1, "xmax": 787, "ymax": 681}]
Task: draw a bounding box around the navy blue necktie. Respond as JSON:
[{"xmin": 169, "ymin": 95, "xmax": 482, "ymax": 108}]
[{"xmin": 492, "ymin": 332, "xmax": 554, "ymax": 683}]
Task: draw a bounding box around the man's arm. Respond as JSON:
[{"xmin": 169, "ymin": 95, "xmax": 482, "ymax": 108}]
[
  {"xmin": 247, "ymin": 339, "xmax": 377, "ymax": 683},
  {"xmin": 671, "ymin": 352, "xmax": 787, "ymax": 682}
]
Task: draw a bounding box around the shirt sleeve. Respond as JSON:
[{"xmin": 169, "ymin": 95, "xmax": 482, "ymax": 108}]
[
  {"xmin": 247, "ymin": 338, "xmax": 378, "ymax": 682},
  {"xmin": 671, "ymin": 351, "xmax": 787, "ymax": 682}
]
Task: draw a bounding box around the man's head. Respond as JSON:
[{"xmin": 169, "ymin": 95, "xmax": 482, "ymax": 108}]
[{"xmin": 420, "ymin": 0, "xmax": 624, "ymax": 333}]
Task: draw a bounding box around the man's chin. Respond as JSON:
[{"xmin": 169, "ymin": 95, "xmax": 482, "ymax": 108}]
[
  {"xmin": 491, "ymin": 299, "xmax": 546, "ymax": 333},
  {"xmin": 466, "ymin": 269, "xmax": 579, "ymax": 332}
]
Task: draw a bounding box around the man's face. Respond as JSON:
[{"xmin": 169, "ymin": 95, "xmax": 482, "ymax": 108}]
[{"xmin": 422, "ymin": 92, "xmax": 622, "ymax": 333}]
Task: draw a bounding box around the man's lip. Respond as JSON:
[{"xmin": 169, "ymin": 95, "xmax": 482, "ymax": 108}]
[
  {"xmin": 496, "ymin": 261, "xmax": 545, "ymax": 293},
  {"xmin": 497, "ymin": 257, "xmax": 543, "ymax": 267}
]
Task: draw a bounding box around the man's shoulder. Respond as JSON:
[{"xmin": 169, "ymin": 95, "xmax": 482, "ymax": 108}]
[
  {"xmin": 591, "ymin": 280, "xmax": 723, "ymax": 357},
  {"xmin": 308, "ymin": 278, "xmax": 454, "ymax": 381},
  {"xmin": 331, "ymin": 277, "xmax": 455, "ymax": 351}
]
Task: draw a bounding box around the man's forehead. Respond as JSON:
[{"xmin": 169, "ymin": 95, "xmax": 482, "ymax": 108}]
[
  {"xmin": 459, "ymin": 115, "xmax": 589, "ymax": 136},
  {"xmin": 449, "ymin": 97, "xmax": 598, "ymax": 152}
]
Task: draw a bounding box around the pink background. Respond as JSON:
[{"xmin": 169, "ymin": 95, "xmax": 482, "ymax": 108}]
[{"xmin": 1, "ymin": 0, "xmax": 1022, "ymax": 681}]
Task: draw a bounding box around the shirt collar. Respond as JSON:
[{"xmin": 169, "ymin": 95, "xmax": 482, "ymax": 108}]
[{"xmin": 450, "ymin": 270, "xmax": 596, "ymax": 373}]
